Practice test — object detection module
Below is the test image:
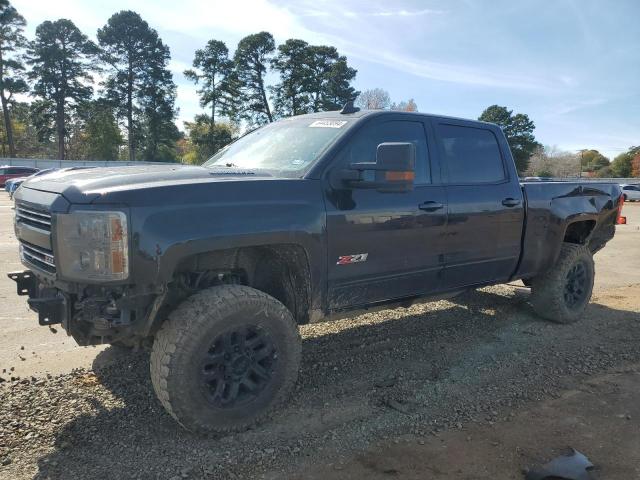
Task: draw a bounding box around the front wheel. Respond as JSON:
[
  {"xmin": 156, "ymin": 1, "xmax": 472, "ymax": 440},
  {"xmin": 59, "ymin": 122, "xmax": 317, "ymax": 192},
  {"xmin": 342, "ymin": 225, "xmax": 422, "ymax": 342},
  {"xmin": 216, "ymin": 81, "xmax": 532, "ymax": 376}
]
[
  {"xmin": 530, "ymin": 243, "xmax": 595, "ymax": 324},
  {"xmin": 150, "ymin": 285, "xmax": 301, "ymax": 434}
]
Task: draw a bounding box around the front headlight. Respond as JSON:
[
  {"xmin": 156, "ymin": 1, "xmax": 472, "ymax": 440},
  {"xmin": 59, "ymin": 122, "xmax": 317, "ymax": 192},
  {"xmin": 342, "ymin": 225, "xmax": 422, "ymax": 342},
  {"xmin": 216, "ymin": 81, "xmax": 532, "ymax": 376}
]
[{"xmin": 55, "ymin": 211, "xmax": 129, "ymax": 281}]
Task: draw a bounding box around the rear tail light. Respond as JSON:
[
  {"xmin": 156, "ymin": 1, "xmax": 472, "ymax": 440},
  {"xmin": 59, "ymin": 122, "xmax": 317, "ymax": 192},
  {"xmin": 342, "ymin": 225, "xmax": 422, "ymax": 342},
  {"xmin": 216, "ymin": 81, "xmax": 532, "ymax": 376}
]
[{"xmin": 616, "ymin": 195, "xmax": 626, "ymax": 225}]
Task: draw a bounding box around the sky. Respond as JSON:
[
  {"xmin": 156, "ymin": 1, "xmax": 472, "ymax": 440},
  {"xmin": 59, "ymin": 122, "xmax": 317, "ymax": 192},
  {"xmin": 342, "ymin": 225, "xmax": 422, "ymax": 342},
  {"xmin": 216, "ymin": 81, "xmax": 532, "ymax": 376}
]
[{"xmin": 13, "ymin": 0, "xmax": 640, "ymax": 159}]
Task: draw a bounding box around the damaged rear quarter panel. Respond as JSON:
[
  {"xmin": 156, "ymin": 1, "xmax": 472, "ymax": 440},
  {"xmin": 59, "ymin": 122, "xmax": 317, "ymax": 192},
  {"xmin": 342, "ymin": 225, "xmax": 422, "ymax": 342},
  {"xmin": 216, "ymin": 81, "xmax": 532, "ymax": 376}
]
[{"xmin": 516, "ymin": 182, "xmax": 620, "ymax": 279}]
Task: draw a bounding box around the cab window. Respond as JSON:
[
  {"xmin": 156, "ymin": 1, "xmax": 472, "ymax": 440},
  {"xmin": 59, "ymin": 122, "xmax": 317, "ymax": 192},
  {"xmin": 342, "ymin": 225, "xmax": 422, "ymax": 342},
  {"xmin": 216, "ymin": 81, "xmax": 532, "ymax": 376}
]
[
  {"xmin": 341, "ymin": 120, "xmax": 431, "ymax": 184},
  {"xmin": 437, "ymin": 124, "xmax": 506, "ymax": 184}
]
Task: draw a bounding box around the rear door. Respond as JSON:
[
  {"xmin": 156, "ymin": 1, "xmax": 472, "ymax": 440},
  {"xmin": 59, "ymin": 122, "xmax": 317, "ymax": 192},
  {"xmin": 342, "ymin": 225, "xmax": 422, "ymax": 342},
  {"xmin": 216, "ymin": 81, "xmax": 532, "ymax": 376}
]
[
  {"xmin": 433, "ymin": 119, "xmax": 524, "ymax": 288},
  {"xmin": 325, "ymin": 116, "xmax": 447, "ymax": 309}
]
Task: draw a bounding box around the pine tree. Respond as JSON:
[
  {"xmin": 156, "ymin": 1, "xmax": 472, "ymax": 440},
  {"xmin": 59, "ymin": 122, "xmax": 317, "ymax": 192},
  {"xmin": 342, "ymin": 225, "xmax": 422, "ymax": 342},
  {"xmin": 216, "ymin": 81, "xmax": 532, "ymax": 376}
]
[
  {"xmin": 270, "ymin": 39, "xmax": 312, "ymax": 117},
  {"xmin": 98, "ymin": 10, "xmax": 178, "ymax": 161},
  {"xmin": 27, "ymin": 19, "xmax": 97, "ymax": 159},
  {"xmin": 0, "ymin": 0, "xmax": 28, "ymax": 157},
  {"xmin": 234, "ymin": 32, "xmax": 275, "ymax": 125},
  {"xmin": 184, "ymin": 39, "xmax": 233, "ymax": 127},
  {"xmin": 271, "ymin": 40, "xmax": 358, "ymax": 116}
]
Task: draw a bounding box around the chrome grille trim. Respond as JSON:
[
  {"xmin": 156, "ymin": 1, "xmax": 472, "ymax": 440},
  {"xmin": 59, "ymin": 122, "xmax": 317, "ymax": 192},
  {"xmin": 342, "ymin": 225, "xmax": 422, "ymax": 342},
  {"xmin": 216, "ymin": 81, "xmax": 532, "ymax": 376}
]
[
  {"xmin": 15, "ymin": 203, "xmax": 52, "ymax": 231},
  {"xmin": 19, "ymin": 242, "xmax": 56, "ymax": 274},
  {"xmin": 21, "ymin": 242, "xmax": 55, "ymax": 266}
]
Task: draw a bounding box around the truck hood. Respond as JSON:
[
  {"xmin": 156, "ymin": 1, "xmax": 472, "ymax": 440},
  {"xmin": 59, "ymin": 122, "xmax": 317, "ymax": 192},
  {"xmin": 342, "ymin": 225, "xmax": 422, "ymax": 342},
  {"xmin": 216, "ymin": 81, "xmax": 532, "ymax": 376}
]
[{"xmin": 20, "ymin": 164, "xmax": 270, "ymax": 204}]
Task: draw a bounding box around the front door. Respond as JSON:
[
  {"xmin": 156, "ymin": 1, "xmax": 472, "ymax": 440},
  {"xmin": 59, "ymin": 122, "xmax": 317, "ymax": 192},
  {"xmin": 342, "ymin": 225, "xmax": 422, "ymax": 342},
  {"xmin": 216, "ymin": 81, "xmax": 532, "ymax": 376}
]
[{"xmin": 325, "ymin": 117, "xmax": 448, "ymax": 310}]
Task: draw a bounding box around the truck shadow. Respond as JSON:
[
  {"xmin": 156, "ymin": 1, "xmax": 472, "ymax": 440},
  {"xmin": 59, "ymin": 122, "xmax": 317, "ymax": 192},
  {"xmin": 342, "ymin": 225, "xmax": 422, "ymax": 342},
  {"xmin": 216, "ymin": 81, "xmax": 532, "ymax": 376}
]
[{"xmin": 32, "ymin": 287, "xmax": 640, "ymax": 479}]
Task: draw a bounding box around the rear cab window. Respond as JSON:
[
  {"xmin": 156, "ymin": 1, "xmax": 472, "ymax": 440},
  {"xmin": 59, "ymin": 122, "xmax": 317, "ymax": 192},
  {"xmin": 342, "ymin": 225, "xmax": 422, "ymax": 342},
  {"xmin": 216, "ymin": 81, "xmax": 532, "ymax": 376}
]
[{"xmin": 436, "ymin": 123, "xmax": 506, "ymax": 184}]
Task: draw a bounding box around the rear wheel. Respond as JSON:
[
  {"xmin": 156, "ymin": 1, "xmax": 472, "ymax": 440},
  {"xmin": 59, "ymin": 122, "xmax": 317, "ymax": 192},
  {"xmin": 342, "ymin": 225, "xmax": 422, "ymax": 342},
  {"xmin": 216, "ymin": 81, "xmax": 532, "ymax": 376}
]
[
  {"xmin": 530, "ymin": 243, "xmax": 594, "ymax": 324},
  {"xmin": 150, "ymin": 285, "xmax": 301, "ymax": 434}
]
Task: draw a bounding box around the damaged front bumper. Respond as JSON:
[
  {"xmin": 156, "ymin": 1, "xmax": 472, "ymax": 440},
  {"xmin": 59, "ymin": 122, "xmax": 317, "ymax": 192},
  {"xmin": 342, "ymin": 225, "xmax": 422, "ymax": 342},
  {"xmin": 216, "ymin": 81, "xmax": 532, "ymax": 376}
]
[
  {"xmin": 8, "ymin": 269, "xmax": 164, "ymax": 346},
  {"xmin": 8, "ymin": 270, "xmax": 69, "ymax": 327}
]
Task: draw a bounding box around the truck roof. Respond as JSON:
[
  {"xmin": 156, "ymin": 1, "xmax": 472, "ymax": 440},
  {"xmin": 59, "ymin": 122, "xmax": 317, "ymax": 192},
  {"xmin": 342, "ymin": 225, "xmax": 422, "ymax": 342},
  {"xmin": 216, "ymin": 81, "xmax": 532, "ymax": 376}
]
[{"xmin": 290, "ymin": 109, "xmax": 499, "ymax": 130}]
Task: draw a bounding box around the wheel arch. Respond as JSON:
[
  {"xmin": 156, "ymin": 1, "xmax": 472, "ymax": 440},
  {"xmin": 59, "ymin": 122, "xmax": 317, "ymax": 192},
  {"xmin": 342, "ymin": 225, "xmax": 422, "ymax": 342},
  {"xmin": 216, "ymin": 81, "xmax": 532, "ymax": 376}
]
[
  {"xmin": 170, "ymin": 244, "xmax": 313, "ymax": 325},
  {"xmin": 563, "ymin": 219, "xmax": 597, "ymax": 245}
]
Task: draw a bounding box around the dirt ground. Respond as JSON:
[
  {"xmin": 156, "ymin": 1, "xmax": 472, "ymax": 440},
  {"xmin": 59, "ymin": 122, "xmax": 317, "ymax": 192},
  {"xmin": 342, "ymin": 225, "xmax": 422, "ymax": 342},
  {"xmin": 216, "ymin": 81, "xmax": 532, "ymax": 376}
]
[
  {"xmin": 0, "ymin": 197, "xmax": 639, "ymax": 480},
  {"xmin": 294, "ymin": 288, "xmax": 640, "ymax": 480}
]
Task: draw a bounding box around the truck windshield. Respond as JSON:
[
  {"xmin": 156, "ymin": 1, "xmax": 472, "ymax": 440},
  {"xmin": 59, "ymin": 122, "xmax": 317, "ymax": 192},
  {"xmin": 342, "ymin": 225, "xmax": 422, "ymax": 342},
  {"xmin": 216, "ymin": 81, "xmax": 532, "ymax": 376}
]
[{"xmin": 203, "ymin": 118, "xmax": 350, "ymax": 175}]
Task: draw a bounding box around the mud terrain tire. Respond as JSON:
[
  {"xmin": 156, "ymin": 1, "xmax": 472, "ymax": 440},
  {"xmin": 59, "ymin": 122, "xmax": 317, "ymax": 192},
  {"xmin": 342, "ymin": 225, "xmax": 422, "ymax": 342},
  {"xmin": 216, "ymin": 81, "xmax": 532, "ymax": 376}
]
[
  {"xmin": 530, "ymin": 243, "xmax": 595, "ymax": 324},
  {"xmin": 150, "ymin": 285, "xmax": 301, "ymax": 434}
]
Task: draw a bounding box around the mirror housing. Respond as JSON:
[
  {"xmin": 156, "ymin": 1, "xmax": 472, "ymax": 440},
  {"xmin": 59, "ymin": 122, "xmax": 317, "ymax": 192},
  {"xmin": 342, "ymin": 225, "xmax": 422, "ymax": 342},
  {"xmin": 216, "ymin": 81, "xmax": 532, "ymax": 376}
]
[{"xmin": 335, "ymin": 142, "xmax": 416, "ymax": 193}]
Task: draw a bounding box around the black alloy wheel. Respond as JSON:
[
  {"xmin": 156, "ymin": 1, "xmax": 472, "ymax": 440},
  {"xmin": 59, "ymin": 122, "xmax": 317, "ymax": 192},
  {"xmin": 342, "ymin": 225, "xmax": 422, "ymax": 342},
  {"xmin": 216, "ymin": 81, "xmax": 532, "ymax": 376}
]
[
  {"xmin": 564, "ymin": 261, "xmax": 588, "ymax": 309},
  {"xmin": 200, "ymin": 327, "xmax": 276, "ymax": 408},
  {"xmin": 150, "ymin": 285, "xmax": 301, "ymax": 434}
]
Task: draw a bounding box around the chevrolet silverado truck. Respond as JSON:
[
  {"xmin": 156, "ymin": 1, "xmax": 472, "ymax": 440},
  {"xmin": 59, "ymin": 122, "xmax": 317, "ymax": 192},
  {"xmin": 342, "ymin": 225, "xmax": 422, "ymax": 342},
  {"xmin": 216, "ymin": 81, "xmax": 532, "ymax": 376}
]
[{"xmin": 8, "ymin": 106, "xmax": 623, "ymax": 434}]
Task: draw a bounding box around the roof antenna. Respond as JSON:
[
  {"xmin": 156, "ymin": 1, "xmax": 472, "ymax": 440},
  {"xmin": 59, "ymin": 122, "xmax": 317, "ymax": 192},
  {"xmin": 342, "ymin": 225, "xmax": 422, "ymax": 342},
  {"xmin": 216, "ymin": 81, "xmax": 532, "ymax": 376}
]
[{"xmin": 340, "ymin": 100, "xmax": 360, "ymax": 114}]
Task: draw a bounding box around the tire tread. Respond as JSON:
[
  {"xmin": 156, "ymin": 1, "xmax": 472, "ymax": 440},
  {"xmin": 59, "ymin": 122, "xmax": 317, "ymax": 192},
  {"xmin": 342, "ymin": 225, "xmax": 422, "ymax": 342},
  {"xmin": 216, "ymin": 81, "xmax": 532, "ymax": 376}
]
[
  {"xmin": 530, "ymin": 243, "xmax": 594, "ymax": 324},
  {"xmin": 150, "ymin": 285, "xmax": 301, "ymax": 434}
]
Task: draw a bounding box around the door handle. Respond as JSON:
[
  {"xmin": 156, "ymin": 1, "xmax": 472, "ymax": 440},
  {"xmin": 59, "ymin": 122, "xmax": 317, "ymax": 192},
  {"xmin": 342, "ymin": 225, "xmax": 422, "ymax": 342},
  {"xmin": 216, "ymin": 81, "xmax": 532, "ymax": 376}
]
[
  {"xmin": 419, "ymin": 201, "xmax": 444, "ymax": 212},
  {"xmin": 502, "ymin": 198, "xmax": 521, "ymax": 207}
]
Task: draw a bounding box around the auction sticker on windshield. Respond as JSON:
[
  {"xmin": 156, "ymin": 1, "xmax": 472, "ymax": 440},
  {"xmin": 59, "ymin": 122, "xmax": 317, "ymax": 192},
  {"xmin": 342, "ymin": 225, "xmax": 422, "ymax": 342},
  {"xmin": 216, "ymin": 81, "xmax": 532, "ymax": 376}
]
[{"xmin": 309, "ymin": 120, "xmax": 347, "ymax": 128}]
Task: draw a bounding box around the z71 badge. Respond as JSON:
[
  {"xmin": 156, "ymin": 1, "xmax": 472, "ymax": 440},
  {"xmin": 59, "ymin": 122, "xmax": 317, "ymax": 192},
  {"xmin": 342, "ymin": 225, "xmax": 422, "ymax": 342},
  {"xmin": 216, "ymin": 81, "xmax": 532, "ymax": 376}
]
[{"xmin": 336, "ymin": 253, "xmax": 368, "ymax": 265}]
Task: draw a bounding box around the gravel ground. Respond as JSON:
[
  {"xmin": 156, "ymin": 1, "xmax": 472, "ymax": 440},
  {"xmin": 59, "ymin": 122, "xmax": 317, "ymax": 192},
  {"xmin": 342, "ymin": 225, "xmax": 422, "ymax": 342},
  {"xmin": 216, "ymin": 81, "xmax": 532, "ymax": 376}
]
[{"xmin": 1, "ymin": 282, "xmax": 639, "ymax": 480}]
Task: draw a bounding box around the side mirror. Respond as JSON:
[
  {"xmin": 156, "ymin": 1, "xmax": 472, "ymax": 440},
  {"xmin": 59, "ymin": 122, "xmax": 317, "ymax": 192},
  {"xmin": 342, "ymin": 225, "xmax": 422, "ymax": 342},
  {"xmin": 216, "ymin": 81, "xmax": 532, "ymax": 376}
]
[{"xmin": 334, "ymin": 142, "xmax": 416, "ymax": 193}]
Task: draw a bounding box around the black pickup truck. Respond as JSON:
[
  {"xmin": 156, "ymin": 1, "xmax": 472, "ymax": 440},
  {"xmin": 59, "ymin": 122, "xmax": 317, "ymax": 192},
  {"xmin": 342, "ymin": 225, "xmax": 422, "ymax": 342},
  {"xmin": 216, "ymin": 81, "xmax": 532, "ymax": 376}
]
[{"xmin": 9, "ymin": 107, "xmax": 623, "ymax": 433}]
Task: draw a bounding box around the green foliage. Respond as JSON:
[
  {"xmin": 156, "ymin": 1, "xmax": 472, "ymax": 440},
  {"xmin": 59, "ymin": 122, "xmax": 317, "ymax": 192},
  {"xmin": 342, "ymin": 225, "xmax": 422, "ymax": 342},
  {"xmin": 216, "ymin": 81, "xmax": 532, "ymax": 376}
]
[
  {"xmin": 594, "ymin": 166, "xmax": 613, "ymax": 178},
  {"xmin": 270, "ymin": 39, "xmax": 312, "ymax": 116},
  {"xmin": 610, "ymin": 146, "xmax": 640, "ymax": 177},
  {"xmin": 579, "ymin": 149, "xmax": 609, "ymax": 173},
  {"xmin": 27, "ymin": 19, "xmax": 97, "ymax": 159},
  {"xmin": 184, "ymin": 39, "xmax": 234, "ymax": 125},
  {"xmin": 234, "ymin": 32, "xmax": 275, "ymax": 125},
  {"xmin": 98, "ymin": 10, "xmax": 178, "ymax": 161},
  {"xmin": 0, "ymin": 101, "xmax": 52, "ymax": 157},
  {"xmin": 270, "ymin": 39, "xmax": 357, "ymax": 116},
  {"xmin": 478, "ymin": 105, "xmax": 540, "ymax": 174},
  {"xmin": 182, "ymin": 114, "xmax": 234, "ymax": 164},
  {"xmin": 611, "ymin": 154, "xmax": 632, "ymax": 177},
  {"xmin": 307, "ymin": 45, "xmax": 358, "ymax": 112},
  {"xmin": 29, "ymin": 98, "xmax": 56, "ymax": 143},
  {"xmin": 137, "ymin": 69, "xmax": 180, "ymax": 162},
  {"xmin": 80, "ymin": 101, "xmax": 123, "ymax": 160},
  {"xmin": 0, "ymin": 0, "xmax": 28, "ymax": 157},
  {"xmin": 0, "ymin": 18, "xmax": 363, "ymax": 161}
]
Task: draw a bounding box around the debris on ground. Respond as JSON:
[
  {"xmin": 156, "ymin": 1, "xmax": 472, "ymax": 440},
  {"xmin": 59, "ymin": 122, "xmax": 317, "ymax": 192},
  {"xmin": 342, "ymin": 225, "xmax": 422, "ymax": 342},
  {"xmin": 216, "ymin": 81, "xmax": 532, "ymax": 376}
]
[{"xmin": 525, "ymin": 448, "xmax": 594, "ymax": 480}]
